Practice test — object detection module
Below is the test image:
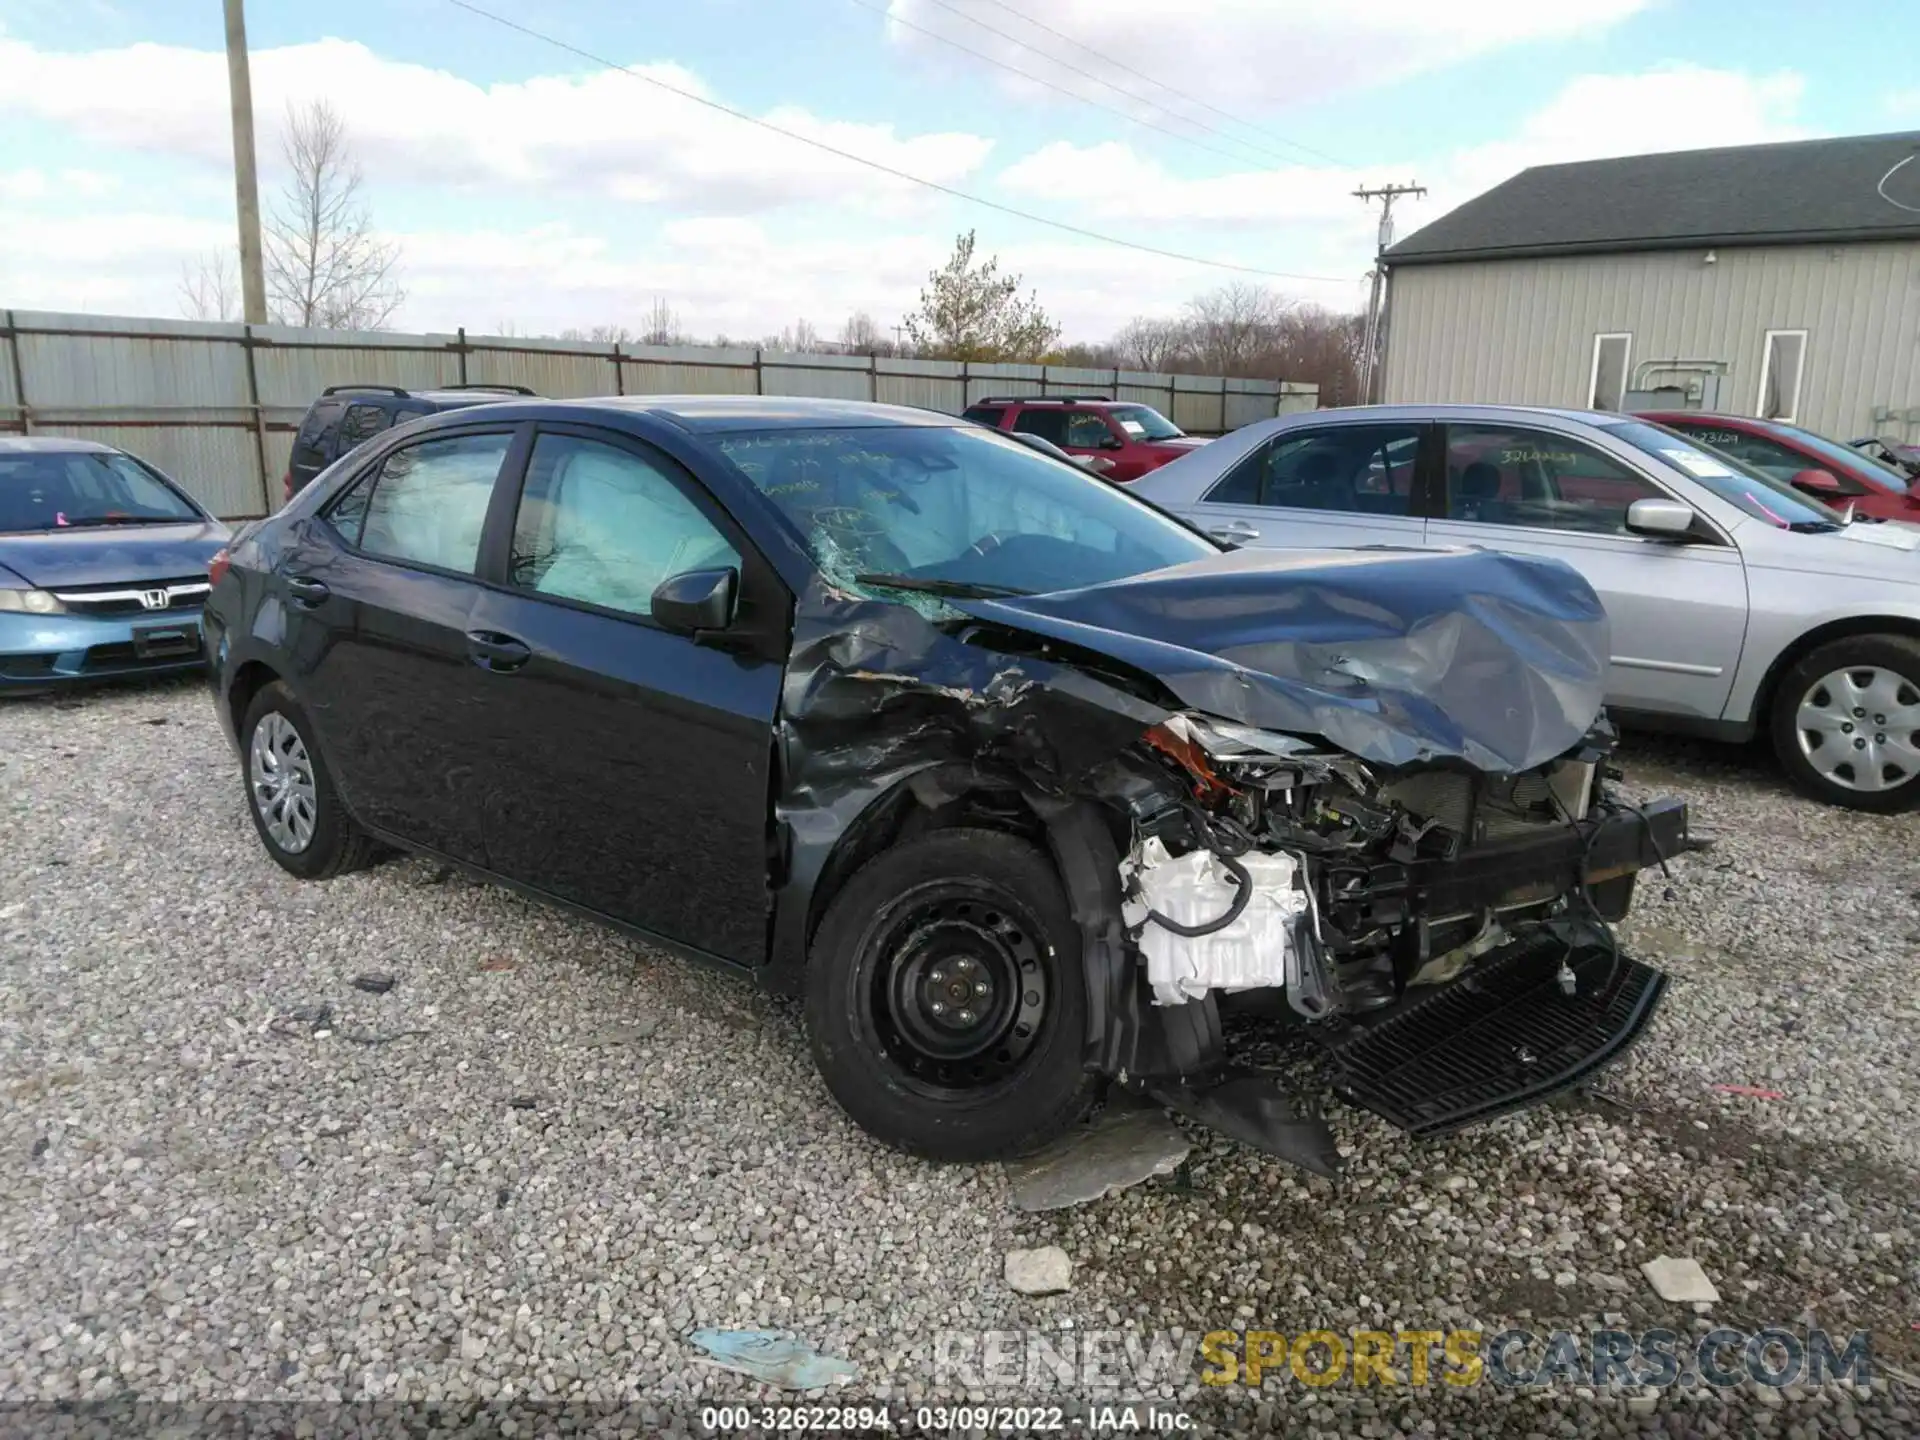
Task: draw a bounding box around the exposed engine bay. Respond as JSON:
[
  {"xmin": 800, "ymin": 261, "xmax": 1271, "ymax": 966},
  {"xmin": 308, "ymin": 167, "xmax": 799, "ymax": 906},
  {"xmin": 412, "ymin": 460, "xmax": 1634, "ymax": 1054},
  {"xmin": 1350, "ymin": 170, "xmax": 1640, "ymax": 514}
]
[
  {"xmin": 1080, "ymin": 708, "xmax": 1693, "ymax": 1171},
  {"xmin": 1120, "ymin": 711, "xmax": 1656, "ymax": 1016}
]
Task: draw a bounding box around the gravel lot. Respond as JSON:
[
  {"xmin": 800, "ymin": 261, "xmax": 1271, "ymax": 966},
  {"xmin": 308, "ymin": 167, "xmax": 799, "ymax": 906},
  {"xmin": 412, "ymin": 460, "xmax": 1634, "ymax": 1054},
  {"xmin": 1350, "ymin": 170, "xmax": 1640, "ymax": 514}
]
[{"xmin": 2, "ymin": 679, "xmax": 1916, "ymax": 1436}]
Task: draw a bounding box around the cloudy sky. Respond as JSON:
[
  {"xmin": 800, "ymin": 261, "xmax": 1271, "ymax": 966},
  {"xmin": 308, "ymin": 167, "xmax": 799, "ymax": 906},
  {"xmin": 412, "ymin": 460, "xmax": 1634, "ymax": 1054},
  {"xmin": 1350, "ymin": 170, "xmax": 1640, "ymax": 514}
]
[{"xmin": 1, "ymin": 0, "xmax": 1915, "ymax": 343}]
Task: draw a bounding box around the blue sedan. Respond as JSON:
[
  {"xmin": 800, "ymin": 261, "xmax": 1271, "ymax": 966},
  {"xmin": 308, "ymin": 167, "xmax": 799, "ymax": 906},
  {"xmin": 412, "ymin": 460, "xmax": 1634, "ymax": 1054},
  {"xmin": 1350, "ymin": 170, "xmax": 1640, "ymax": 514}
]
[{"xmin": 0, "ymin": 437, "xmax": 230, "ymax": 691}]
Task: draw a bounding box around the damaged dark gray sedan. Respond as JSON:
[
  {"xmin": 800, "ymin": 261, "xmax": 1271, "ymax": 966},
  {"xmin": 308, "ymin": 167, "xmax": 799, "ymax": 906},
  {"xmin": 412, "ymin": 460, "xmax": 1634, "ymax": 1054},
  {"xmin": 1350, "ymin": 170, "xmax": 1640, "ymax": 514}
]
[{"xmin": 204, "ymin": 397, "xmax": 1696, "ymax": 1173}]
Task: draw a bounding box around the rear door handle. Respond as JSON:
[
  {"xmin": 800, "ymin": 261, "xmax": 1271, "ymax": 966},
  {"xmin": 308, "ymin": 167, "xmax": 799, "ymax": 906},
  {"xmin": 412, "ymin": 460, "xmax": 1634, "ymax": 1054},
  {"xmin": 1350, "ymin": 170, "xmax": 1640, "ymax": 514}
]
[
  {"xmin": 286, "ymin": 576, "xmax": 330, "ymax": 606},
  {"xmin": 466, "ymin": 629, "xmax": 532, "ymax": 673},
  {"xmin": 1209, "ymin": 520, "xmax": 1261, "ymax": 542}
]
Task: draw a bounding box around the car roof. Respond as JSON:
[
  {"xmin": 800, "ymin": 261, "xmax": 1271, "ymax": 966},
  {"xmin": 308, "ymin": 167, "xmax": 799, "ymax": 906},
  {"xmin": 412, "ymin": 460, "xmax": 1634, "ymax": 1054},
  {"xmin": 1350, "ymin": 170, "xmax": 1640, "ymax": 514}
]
[
  {"xmin": 1279, "ymin": 403, "xmax": 1623, "ymax": 429},
  {"xmin": 1634, "ymin": 411, "xmax": 1766, "ymax": 426},
  {"xmin": 319, "ymin": 387, "xmax": 530, "ymax": 409},
  {"xmin": 970, "ymin": 395, "xmax": 1121, "ymax": 407},
  {"xmin": 0, "ymin": 436, "xmax": 121, "ymax": 455},
  {"xmin": 521, "ymin": 395, "xmax": 965, "ymax": 434}
]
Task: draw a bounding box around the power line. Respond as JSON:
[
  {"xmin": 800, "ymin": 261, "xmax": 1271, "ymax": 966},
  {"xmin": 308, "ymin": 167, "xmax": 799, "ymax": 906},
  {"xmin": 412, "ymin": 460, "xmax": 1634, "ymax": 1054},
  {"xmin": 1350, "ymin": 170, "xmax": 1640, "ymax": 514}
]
[
  {"xmin": 442, "ymin": 0, "xmax": 1353, "ymax": 283},
  {"xmin": 879, "ymin": 0, "xmax": 1293, "ymax": 170},
  {"xmin": 972, "ymin": 0, "xmax": 1350, "ymax": 168},
  {"xmin": 844, "ymin": 0, "xmax": 1276, "ymax": 171}
]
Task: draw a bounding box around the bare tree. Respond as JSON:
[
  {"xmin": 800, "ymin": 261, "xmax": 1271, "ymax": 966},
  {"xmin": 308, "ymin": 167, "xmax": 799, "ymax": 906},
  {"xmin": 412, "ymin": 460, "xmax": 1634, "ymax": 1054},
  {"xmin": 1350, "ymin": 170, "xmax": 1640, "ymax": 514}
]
[
  {"xmin": 837, "ymin": 311, "xmax": 899, "ymax": 356},
  {"xmin": 559, "ymin": 324, "xmax": 637, "ymax": 344},
  {"xmin": 1112, "ymin": 317, "xmax": 1191, "ymax": 373},
  {"xmin": 1183, "ymin": 282, "xmax": 1290, "ymax": 374},
  {"xmin": 905, "ymin": 231, "xmax": 1058, "ymax": 362},
  {"xmin": 1100, "ymin": 294, "xmax": 1363, "ymax": 401},
  {"xmin": 763, "ymin": 318, "xmax": 822, "ymax": 352},
  {"xmin": 179, "ymin": 251, "xmax": 241, "ymax": 322},
  {"xmin": 639, "ymin": 297, "xmax": 683, "ymax": 346},
  {"xmin": 263, "ymin": 100, "xmax": 404, "ymax": 330}
]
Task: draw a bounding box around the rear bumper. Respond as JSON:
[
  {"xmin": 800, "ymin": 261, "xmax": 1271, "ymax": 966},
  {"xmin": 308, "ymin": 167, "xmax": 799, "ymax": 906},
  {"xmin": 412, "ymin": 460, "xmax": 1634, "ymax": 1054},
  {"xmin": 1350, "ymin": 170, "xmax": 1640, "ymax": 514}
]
[{"xmin": 0, "ymin": 607, "xmax": 205, "ymax": 691}]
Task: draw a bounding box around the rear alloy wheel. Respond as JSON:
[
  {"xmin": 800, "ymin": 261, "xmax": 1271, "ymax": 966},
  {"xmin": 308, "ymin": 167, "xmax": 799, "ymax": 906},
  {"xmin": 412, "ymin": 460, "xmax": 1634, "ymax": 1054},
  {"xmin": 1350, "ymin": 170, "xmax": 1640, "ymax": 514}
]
[
  {"xmin": 806, "ymin": 829, "xmax": 1099, "ymax": 1161},
  {"xmin": 1771, "ymin": 635, "xmax": 1920, "ymax": 812},
  {"xmin": 240, "ymin": 681, "xmax": 379, "ymax": 878}
]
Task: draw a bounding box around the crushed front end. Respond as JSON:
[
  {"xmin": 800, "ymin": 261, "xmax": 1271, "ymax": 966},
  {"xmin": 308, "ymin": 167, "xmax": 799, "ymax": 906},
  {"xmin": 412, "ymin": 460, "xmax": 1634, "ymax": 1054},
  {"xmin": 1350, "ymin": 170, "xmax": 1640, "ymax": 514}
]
[
  {"xmin": 1106, "ymin": 712, "xmax": 1691, "ymax": 1166},
  {"xmin": 773, "ymin": 545, "xmax": 1699, "ymax": 1173}
]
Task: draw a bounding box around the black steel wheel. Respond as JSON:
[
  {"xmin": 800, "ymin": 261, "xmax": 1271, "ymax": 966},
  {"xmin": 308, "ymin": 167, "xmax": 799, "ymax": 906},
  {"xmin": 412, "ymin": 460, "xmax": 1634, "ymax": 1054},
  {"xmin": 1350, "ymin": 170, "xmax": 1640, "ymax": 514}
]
[
  {"xmin": 806, "ymin": 828, "xmax": 1099, "ymax": 1160},
  {"xmin": 869, "ymin": 885, "xmax": 1051, "ymax": 1094}
]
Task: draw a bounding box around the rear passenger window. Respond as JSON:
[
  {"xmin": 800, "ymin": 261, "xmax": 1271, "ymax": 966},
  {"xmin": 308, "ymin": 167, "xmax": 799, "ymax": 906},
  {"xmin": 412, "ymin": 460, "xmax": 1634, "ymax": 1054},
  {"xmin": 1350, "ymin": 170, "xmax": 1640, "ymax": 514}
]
[
  {"xmin": 1010, "ymin": 409, "xmax": 1068, "ymax": 446},
  {"xmin": 1204, "ymin": 424, "xmax": 1423, "ymax": 515},
  {"xmin": 353, "ymin": 432, "xmax": 512, "ymax": 573},
  {"xmin": 338, "ymin": 403, "xmax": 393, "ymax": 450},
  {"xmin": 291, "ymin": 401, "xmax": 344, "ymax": 469},
  {"xmin": 964, "ymin": 406, "xmax": 1006, "ymax": 427},
  {"xmin": 508, "ymin": 435, "xmax": 741, "ymax": 621}
]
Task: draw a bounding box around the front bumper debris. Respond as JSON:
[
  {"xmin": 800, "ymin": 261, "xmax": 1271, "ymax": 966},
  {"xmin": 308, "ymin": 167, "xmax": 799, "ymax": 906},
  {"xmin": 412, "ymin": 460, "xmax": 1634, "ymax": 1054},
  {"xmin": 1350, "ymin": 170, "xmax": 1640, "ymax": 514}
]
[{"xmin": 1322, "ymin": 930, "xmax": 1666, "ymax": 1137}]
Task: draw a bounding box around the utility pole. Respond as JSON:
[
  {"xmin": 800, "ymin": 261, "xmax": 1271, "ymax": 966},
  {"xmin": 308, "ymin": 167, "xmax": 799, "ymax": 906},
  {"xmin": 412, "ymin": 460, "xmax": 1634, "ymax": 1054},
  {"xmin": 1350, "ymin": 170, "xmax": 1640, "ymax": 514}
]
[
  {"xmin": 1354, "ymin": 182, "xmax": 1425, "ymax": 404},
  {"xmin": 223, "ymin": 0, "xmax": 269, "ymax": 324}
]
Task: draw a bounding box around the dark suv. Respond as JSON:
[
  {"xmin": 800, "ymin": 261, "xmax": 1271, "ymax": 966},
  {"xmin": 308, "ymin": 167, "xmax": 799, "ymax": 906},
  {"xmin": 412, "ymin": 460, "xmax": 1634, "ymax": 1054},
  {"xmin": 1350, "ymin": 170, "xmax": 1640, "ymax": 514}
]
[
  {"xmin": 962, "ymin": 396, "xmax": 1210, "ymax": 482},
  {"xmin": 283, "ymin": 384, "xmax": 538, "ymax": 503}
]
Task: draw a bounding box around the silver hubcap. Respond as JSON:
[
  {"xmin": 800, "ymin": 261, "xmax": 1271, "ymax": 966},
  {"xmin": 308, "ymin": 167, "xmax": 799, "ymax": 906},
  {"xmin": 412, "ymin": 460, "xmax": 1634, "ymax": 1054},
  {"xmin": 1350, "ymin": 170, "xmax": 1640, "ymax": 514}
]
[
  {"xmin": 250, "ymin": 712, "xmax": 319, "ymax": 853},
  {"xmin": 1794, "ymin": 665, "xmax": 1920, "ymax": 793}
]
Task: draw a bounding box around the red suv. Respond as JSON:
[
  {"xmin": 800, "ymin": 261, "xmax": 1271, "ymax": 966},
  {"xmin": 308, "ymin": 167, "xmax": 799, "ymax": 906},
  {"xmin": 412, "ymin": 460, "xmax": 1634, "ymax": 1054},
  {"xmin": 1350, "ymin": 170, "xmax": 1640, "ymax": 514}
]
[
  {"xmin": 1639, "ymin": 412, "xmax": 1920, "ymax": 523},
  {"xmin": 962, "ymin": 396, "xmax": 1210, "ymax": 482}
]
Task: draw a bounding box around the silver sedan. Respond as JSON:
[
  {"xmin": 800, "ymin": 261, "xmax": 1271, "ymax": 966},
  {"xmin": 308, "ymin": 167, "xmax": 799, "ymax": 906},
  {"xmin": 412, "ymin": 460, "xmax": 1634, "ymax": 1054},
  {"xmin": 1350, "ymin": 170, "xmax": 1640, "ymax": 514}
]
[{"xmin": 1133, "ymin": 404, "xmax": 1920, "ymax": 811}]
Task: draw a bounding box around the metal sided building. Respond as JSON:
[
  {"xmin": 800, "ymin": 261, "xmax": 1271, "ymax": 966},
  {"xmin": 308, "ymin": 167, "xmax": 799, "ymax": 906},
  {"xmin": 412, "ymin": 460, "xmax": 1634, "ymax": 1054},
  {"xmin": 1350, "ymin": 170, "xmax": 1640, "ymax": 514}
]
[{"xmin": 1377, "ymin": 132, "xmax": 1920, "ymax": 447}]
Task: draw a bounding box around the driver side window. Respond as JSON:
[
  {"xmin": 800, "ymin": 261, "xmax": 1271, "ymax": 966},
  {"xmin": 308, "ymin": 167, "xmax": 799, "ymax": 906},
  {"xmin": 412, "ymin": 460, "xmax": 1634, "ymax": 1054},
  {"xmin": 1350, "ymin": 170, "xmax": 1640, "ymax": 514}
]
[
  {"xmin": 509, "ymin": 434, "xmax": 740, "ymax": 621},
  {"xmin": 1064, "ymin": 411, "xmax": 1113, "ymax": 448}
]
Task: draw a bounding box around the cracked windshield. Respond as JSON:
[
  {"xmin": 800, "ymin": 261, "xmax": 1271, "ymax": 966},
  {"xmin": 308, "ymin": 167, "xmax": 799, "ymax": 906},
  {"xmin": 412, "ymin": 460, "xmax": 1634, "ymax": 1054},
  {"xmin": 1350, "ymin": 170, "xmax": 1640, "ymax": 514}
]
[{"xmin": 716, "ymin": 424, "xmax": 1214, "ymax": 604}]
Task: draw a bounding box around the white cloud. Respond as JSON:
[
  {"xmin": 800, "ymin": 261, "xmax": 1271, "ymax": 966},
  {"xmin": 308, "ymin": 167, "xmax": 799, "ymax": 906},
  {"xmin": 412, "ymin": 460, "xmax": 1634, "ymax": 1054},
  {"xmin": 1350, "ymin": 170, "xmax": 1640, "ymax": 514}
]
[
  {"xmin": 0, "ymin": 168, "xmax": 50, "ymax": 201},
  {"xmin": 0, "ymin": 210, "xmax": 232, "ymax": 315},
  {"xmin": 1000, "ymin": 142, "xmax": 1362, "ymax": 229},
  {"xmin": 1437, "ymin": 65, "xmax": 1807, "ymax": 211},
  {"xmin": 886, "ymin": 0, "xmax": 1651, "ymax": 120},
  {"xmin": 0, "ymin": 36, "xmax": 1815, "ymax": 348},
  {"xmin": 0, "ymin": 35, "xmax": 993, "ymax": 216},
  {"xmin": 995, "ymin": 65, "xmax": 1806, "ymax": 261}
]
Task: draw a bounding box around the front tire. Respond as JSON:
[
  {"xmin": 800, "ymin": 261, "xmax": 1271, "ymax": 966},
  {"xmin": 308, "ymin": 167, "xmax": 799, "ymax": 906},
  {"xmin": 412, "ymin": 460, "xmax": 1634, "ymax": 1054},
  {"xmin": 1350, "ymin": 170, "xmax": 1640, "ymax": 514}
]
[
  {"xmin": 805, "ymin": 828, "xmax": 1100, "ymax": 1161},
  {"xmin": 240, "ymin": 680, "xmax": 378, "ymax": 878},
  {"xmin": 1770, "ymin": 634, "xmax": 1920, "ymax": 812}
]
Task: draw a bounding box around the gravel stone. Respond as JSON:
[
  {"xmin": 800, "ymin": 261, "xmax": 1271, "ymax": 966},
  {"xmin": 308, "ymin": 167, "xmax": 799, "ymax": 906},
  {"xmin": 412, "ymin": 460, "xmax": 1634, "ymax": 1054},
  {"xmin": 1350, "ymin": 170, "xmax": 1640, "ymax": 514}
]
[
  {"xmin": 1005, "ymin": 1247, "xmax": 1073, "ymax": 1295},
  {"xmin": 1, "ymin": 685, "xmax": 1916, "ymax": 1434}
]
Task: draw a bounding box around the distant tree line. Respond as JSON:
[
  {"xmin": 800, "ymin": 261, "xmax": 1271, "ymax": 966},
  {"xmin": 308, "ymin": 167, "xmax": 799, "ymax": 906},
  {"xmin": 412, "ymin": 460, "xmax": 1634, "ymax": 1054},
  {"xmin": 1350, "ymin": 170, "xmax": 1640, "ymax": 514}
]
[{"xmin": 184, "ymin": 182, "xmax": 1360, "ymax": 399}]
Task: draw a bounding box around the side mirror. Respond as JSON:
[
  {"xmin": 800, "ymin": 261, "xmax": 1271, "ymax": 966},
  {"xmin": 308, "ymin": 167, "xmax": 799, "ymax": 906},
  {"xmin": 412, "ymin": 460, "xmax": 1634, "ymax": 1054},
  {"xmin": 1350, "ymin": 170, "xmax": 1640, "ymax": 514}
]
[
  {"xmin": 1790, "ymin": 467, "xmax": 1844, "ymax": 496},
  {"xmin": 1625, "ymin": 498, "xmax": 1698, "ymax": 540},
  {"xmin": 1099, "ymin": 434, "xmax": 1126, "ymax": 450},
  {"xmin": 652, "ymin": 567, "xmax": 737, "ymax": 637}
]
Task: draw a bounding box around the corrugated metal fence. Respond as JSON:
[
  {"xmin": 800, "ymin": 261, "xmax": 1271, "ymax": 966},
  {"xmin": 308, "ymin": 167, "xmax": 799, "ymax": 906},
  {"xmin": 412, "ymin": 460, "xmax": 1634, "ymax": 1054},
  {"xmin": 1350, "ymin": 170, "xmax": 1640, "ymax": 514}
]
[{"xmin": 0, "ymin": 309, "xmax": 1319, "ymax": 518}]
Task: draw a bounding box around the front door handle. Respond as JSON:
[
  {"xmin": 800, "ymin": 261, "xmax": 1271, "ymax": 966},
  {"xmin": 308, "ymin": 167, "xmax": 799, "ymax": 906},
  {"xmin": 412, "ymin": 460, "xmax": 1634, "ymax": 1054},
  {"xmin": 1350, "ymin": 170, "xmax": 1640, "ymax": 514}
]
[
  {"xmin": 466, "ymin": 629, "xmax": 531, "ymax": 673},
  {"xmin": 1209, "ymin": 520, "xmax": 1262, "ymax": 542},
  {"xmin": 286, "ymin": 576, "xmax": 330, "ymax": 607}
]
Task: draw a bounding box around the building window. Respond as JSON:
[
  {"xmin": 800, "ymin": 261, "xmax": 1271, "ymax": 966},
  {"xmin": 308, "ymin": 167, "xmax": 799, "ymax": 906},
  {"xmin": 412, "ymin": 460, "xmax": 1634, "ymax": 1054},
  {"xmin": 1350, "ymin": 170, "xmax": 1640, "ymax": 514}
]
[
  {"xmin": 1588, "ymin": 333, "xmax": 1631, "ymax": 411},
  {"xmin": 1757, "ymin": 330, "xmax": 1807, "ymax": 422}
]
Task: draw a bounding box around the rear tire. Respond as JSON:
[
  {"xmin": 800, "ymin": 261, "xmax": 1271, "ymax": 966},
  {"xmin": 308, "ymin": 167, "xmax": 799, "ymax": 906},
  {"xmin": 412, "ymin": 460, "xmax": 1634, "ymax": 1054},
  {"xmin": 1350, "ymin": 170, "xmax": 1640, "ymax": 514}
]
[
  {"xmin": 1770, "ymin": 634, "xmax": 1920, "ymax": 812},
  {"xmin": 240, "ymin": 681, "xmax": 378, "ymax": 878},
  {"xmin": 805, "ymin": 828, "xmax": 1100, "ymax": 1161}
]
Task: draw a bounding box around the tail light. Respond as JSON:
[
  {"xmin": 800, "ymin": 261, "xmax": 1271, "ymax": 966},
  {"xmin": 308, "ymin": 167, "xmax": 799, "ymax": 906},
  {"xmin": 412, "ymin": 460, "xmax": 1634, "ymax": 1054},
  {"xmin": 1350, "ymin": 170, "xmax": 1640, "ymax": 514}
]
[
  {"xmin": 282, "ymin": 470, "xmax": 294, "ymax": 504},
  {"xmin": 208, "ymin": 548, "xmax": 231, "ymax": 588}
]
